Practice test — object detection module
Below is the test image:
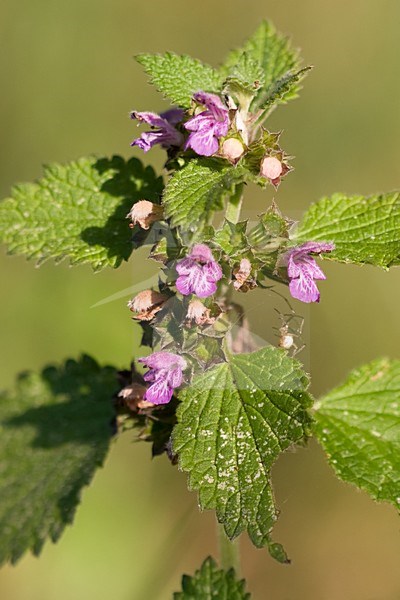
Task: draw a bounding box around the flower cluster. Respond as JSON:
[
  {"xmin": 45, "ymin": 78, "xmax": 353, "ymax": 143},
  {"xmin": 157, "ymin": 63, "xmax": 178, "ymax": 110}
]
[{"xmin": 130, "ymin": 91, "xmax": 230, "ymax": 158}]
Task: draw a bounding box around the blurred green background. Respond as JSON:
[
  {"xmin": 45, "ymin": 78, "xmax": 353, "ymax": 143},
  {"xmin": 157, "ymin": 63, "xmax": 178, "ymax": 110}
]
[{"xmin": 1, "ymin": 1, "xmax": 400, "ymax": 598}]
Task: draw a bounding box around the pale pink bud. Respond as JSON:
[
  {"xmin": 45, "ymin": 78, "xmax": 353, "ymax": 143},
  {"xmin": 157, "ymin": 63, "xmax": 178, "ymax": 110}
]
[
  {"xmin": 186, "ymin": 299, "xmax": 215, "ymax": 326},
  {"xmin": 260, "ymin": 156, "xmax": 283, "ymax": 180},
  {"xmin": 221, "ymin": 138, "xmax": 245, "ymax": 163},
  {"xmin": 127, "ymin": 289, "xmax": 167, "ymax": 321},
  {"xmin": 127, "ymin": 200, "xmax": 163, "ymax": 230}
]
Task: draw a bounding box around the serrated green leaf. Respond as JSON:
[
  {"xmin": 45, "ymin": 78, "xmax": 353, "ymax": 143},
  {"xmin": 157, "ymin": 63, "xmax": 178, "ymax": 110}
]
[
  {"xmin": 0, "ymin": 156, "xmax": 163, "ymax": 270},
  {"xmin": 0, "ymin": 355, "xmax": 118, "ymax": 565},
  {"xmin": 220, "ymin": 21, "xmax": 301, "ymax": 110},
  {"xmin": 173, "ymin": 347, "xmax": 313, "ymax": 558},
  {"xmin": 173, "ymin": 556, "xmax": 251, "ymax": 600},
  {"xmin": 259, "ymin": 66, "xmax": 312, "ymax": 112},
  {"xmin": 295, "ymin": 192, "xmax": 400, "ymax": 268},
  {"xmin": 136, "ymin": 53, "xmax": 223, "ymax": 107},
  {"xmin": 223, "ymin": 52, "xmax": 264, "ymax": 106},
  {"xmin": 163, "ymin": 159, "xmax": 246, "ymax": 233},
  {"xmin": 314, "ymin": 358, "xmax": 400, "ymax": 509}
]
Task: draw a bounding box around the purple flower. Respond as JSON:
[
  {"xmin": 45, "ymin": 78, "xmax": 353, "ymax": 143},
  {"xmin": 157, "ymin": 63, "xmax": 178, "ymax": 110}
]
[
  {"xmin": 130, "ymin": 109, "xmax": 184, "ymax": 152},
  {"xmin": 176, "ymin": 244, "xmax": 223, "ymax": 298},
  {"xmin": 138, "ymin": 351, "xmax": 187, "ymax": 405},
  {"xmin": 184, "ymin": 92, "xmax": 230, "ymax": 157},
  {"xmin": 285, "ymin": 241, "xmax": 335, "ymax": 303}
]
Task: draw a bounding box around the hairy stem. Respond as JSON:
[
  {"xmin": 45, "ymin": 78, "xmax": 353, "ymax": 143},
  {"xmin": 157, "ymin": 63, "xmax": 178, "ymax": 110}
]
[
  {"xmin": 225, "ymin": 183, "xmax": 244, "ymax": 224},
  {"xmin": 217, "ymin": 522, "xmax": 241, "ymax": 574}
]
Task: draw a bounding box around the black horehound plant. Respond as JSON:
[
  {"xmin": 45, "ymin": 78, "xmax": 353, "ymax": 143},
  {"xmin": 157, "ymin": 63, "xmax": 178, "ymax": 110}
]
[{"xmin": 0, "ymin": 20, "xmax": 399, "ymax": 598}]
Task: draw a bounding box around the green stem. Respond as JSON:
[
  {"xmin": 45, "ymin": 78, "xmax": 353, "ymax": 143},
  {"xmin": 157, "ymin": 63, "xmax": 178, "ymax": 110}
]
[
  {"xmin": 225, "ymin": 183, "xmax": 244, "ymax": 224},
  {"xmin": 217, "ymin": 522, "xmax": 241, "ymax": 574}
]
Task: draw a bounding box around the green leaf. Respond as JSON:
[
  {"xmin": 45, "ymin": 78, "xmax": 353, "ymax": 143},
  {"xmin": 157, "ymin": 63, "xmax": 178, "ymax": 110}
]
[
  {"xmin": 0, "ymin": 355, "xmax": 118, "ymax": 565},
  {"xmin": 314, "ymin": 358, "xmax": 400, "ymax": 510},
  {"xmin": 136, "ymin": 53, "xmax": 223, "ymax": 107},
  {"xmin": 220, "ymin": 21, "xmax": 301, "ymax": 110},
  {"xmin": 295, "ymin": 192, "xmax": 400, "ymax": 268},
  {"xmin": 223, "ymin": 52, "xmax": 264, "ymax": 107},
  {"xmin": 259, "ymin": 66, "xmax": 312, "ymax": 112},
  {"xmin": 173, "ymin": 556, "xmax": 251, "ymax": 600},
  {"xmin": 0, "ymin": 156, "xmax": 163, "ymax": 270},
  {"xmin": 173, "ymin": 347, "xmax": 313, "ymax": 559},
  {"xmin": 163, "ymin": 159, "xmax": 246, "ymax": 233}
]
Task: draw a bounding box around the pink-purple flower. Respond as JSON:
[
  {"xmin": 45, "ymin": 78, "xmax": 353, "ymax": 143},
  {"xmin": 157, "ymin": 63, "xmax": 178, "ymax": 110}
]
[
  {"xmin": 176, "ymin": 244, "xmax": 223, "ymax": 298},
  {"xmin": 184, "ymin": 92, "xmax": 230, "ymax": 157},
  {"xmin": 138, "ymin": 351, "xmax": 187, "ymax": 405},
  {"xmin": 130, "ymin": 108, "xmax": 184, "ymax": 152},
  {"xmin": 285, "ymin": 241, "xmax": 335, "ymax": 303}
]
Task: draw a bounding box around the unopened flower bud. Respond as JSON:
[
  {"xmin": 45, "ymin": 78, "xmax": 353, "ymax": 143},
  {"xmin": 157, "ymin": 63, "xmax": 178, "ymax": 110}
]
[
  {"xmin": 233, "ymin": 258, "xmax": 256, "ymax": 292},
  {"xmin": 118, "ymin": 383, "xmax": 153, "ymax": 410},
  {"xmin": 127, "ymin": 200, "xmax": 163, "ymax": 230},
  {"xmin": 127, "ymin": 289, "xmax": 167, "ymax": 321},
  {"xmin": 260, "ymin": 156, "xmax": 283, "ymax": 181},
  {"xmin": 186, "ymin": 299, "xmax": 215, "ymax": 326},
  {"xmin": 221, "ymin": 138, "xmax": 245, "ymax": 163}
]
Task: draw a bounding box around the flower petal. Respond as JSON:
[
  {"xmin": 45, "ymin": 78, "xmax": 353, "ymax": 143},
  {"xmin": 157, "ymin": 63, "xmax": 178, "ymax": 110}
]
[
  {"xmin": 176, "ymin": 257, "xmax": 196, "ymax": 275},
  {"xmin": 299, "ymin": 255, "xmax": 326, "ymax": 280},
  {"xmin": 139, "ymin": 351, "xmax": 180, "ymax": 370},
  {"xmin": 131, "ymin": 111, "xmax": 169, "ymax": 128},
  {"xmin": 145, "ymin": 378, "xmax": 174, "ymax": 405},
  {"xmin": 176, "ymin": 273, "xmax": 195, "ymax": 295},
  {"xmin": 203, "ymin": 260, "xmax": 223, "ymax": 281},
  {"xmin": 289, "ymin": 273, "xmax": 320, "ymax": 303},
  {"xmin": 160, "ymin": 108, "xmax": 185, "ymax": 125},
  {"xmin": 192, "ymin": 271, "xmax": 218, "ymax": 298},
  {"xmin": 168, "ymin": 367, "xmax": 183, "ymax": 388},
  {"xmin": 185, "ymin": 127, "xmax": 220, "ymax": 157},
  {"xmin": 190, "ymin": 244, "xmax": 214, "ymax": 263}
]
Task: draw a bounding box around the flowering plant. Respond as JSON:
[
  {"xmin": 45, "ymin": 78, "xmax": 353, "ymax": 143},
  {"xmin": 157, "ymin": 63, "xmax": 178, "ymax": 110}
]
[{"xmin": 0, "ymin": 20, "xmax": 399, "ymax": 597}]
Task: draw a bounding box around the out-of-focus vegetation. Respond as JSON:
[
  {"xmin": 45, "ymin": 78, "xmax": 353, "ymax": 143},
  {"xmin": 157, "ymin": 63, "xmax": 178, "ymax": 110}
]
[{"xmin": 0, "ymin": 1, "xmax": 399, "ymax": 598}]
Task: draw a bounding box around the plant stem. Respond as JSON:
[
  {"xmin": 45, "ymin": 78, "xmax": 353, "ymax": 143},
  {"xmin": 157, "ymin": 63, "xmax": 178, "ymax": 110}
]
[
  {"xmin": 217, "ymin": 522, "xmax": 241, "ymax": 574},
  {"xmin": 225, "ymin": 183, "xmax": 244, "ymax": 224}
]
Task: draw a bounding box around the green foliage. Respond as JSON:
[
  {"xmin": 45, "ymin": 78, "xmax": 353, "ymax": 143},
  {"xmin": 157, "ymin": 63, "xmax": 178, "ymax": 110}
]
[
  {"xmin": 314, "ymin": 358, "xmax": 400, "ymax": 509},
  {"xmin": 220, "ymin": 20, "xmax": 302, "ymax": 110},
  {"xmin": 163, "ymin": 159, "xmax": 246, "ymax": 232},
  {"xmin": 136, "ymin": 53, "xmax": 223, "ymax": 107},
  {"xmin": 223, "ymin": 53, "xmax": 265, "ymax": 108},
  {"xmin": 214, "ymin": 220, "xmax": 249, "ymax": 258},
  {"xmin": 259, "ymin": 66, "xmax": 312, "ymax": 112},
  {"xmin": 173, "ymin": 347, "xmax": 313, "ymax": 559},
  {"xmin": 247, "ymin": 202, "xmax": 290, "ymax": 252},
  {"xmin": 0, "ymin": 355, "xmax": 118, "ymax": 565},
  {"xmin": 0, "ymin": 156, "xmax": 163, "ymax": 270},
  {"xmin": 173, "ymin": 556, "xmax": 251, "ymax": 600},
  {"xmin": 296, "ymin": 192, "xmax": 400, "ymax": 268}
]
